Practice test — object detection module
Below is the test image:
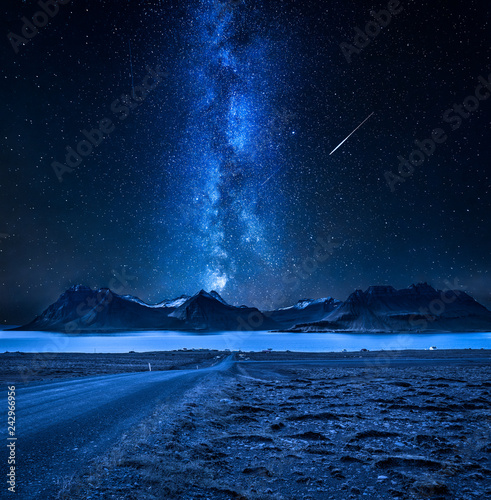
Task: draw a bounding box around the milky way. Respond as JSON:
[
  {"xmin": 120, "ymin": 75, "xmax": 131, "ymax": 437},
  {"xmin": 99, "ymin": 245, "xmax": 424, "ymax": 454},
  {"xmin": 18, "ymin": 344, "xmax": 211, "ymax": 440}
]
[
  {"xmin": 168, "ymin": 0, "xmax": 292, "ymax": 295},
  {"xmin": 0, "ymin": 0, "xmax": 490, "ymax": 323}
]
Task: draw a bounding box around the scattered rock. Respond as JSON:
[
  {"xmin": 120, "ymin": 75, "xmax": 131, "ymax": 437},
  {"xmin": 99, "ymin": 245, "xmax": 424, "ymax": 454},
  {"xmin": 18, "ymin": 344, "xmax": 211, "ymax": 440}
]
[
  {"xmin": 290, "ymin": 431, "xmax": 329, "ymax": 441},
  {"xmin": 375, "ymin": 455, "xmax": 442, "ymax": 470},
  {"xmin": 271, "ymin": 422, "xmax": 285, "ymax": 431},
  {"xmin": 330, "ymin": 468, "xmax": 345, "ymax": 479},
  {"xmin": 412, "ymin": 479, "xmax": 450, "ymax": 496},
  {"xmin": 242, "ymin": 466, "xmax": 272, "ymax": 477},
  {"xmin": 390, "ymin": 381, "xmax": 412, "ymax": 388},
  {"xmin": 286, "ymin": 412, "xmax": 342, "ymax": 421},
  {"xmin": 340, "ymin": 455, "xmax": 364, "ymax": 463},
  {"xmin": 351, "ymin": 429, "xmax": 399, "ymax": 440}
]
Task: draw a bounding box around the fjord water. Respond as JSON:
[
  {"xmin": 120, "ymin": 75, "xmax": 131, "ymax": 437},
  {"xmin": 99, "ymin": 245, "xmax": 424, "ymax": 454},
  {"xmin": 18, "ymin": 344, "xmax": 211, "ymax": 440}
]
[{"xmin": 1, "ymin": 329, "xmax": 491, "ymax": 353}]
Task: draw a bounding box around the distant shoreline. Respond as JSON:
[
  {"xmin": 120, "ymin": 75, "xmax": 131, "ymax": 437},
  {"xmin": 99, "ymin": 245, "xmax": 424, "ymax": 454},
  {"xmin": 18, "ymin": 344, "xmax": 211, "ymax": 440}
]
[
  {"xmin": 1, "ymin": 349, "xmax": 490, "ymax": 385},
  {"xmin": 4, "ymin": 325, "xmax": 491, "ymax": 333}
]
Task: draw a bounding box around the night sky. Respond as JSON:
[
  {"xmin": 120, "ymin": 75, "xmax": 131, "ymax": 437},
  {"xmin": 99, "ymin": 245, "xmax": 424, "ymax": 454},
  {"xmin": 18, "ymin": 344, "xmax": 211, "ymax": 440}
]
[{"xmin": 1, "ymin": 0, "xmax": 490, "ymax": 325}]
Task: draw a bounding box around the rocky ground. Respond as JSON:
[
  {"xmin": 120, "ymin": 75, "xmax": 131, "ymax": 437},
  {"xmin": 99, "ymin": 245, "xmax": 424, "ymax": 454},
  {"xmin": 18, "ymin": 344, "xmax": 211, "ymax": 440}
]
[
  {"xmin": 54, "ymin": 351, "xmax": 491, "ymax": 500},
  {"xmin": 0, "ymin": 350, "xmax": 225, "ymax": 384},
  {"xmin": 3, "ymin": 348, "xmax": 489, "ymax": 385}
]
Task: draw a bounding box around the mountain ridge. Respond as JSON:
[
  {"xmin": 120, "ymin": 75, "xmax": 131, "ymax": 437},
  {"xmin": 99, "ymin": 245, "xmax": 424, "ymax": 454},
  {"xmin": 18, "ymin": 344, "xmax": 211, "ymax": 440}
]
[
  {"xmin": 11, "ymin": 282, "xmax": 491, "ymax": 333},
  {"xmin": 286, "ymin": 283, "xmax": 491, "ymax": 333}
]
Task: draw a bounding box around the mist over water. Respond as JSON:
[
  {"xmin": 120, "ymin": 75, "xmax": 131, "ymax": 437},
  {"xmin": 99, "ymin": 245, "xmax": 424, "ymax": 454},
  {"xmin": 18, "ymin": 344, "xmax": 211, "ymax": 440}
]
[{"xmin": 1, "ymin": 330, "xmax": 490, "ymax": 353}]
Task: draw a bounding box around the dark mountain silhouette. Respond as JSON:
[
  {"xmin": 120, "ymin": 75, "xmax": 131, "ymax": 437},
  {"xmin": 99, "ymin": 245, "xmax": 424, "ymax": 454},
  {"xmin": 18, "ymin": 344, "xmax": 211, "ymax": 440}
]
[
  {"xmin": 265, "ymin": 297, "xmax": 342, "ymax": 329},
  {"xmin": 13, "ymin": 286, "xmax": 278, "ymax": 333},
  {"xmin": 286, "ymin": 283, "xmax": 491, "ymax": 332},
  {"xmin": 168, "ymin": 290, "xmax": 278, "ymax": 331},
  {"xmin": 11, "ymin": 282, "xmax": 491, "ymax": 333}
]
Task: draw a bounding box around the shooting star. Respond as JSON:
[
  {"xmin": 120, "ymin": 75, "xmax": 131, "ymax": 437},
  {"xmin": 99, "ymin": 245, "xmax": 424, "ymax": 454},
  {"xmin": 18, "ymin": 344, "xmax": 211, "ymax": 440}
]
[
  {"xmin": 329, "ymin": 111, "xmax": 375, "ymax": 155},
  {"xmin": 129, "ymin": 40, "xmax": 135, "ymax": 95},
  {"xmin": 261, "ymin": 166, "xmax": 284, "ymax": 187}
]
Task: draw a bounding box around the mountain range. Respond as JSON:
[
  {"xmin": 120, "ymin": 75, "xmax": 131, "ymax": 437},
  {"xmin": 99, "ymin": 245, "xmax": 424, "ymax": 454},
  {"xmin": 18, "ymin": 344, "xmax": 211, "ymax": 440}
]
[{"xmin": 11, "ymin": 283, "xmax": 491, "ymax": 333}]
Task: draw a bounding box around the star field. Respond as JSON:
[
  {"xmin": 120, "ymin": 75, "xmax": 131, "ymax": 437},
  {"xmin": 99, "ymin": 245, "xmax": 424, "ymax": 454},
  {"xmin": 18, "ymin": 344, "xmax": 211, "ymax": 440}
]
[{"xmin": 0, "ymin": 0, "xmax": 490, "ymax": 324}]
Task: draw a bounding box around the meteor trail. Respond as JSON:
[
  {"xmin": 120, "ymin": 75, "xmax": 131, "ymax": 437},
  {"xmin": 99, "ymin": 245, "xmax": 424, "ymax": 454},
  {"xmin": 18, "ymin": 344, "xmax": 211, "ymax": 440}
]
[
  {"xmin": 129, "ymin": 40, "xmax": 135, "ymax": 95},
  {"xmin": 329, "ymin": 111, "xmax": 375, "ymax": 155}
]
